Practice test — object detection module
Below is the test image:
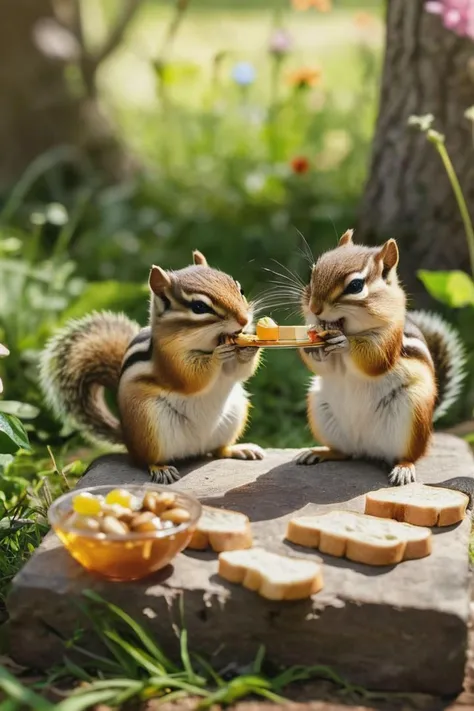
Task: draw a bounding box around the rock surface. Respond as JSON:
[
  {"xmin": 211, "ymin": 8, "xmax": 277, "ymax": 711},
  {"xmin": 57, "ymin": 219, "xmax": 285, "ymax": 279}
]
[{"xmin": 7, "ymin": 435, "xmax": 473, "ymax": 695}]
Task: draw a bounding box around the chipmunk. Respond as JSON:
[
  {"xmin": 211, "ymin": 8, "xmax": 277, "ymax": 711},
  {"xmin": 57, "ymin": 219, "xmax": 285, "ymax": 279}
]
[
  {"xmin": 297, "ymin": 229, "xmax": 466, "ymax": 487},
  {"xmin": 40, "ymin": 251, "xmax": 264, "ymax": 484}
]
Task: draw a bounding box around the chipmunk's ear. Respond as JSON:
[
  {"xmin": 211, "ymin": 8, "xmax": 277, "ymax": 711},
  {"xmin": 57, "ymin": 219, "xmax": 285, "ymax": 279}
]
[
  {"xmin": 375, "ymin": 239, "xmax": 399, "ymax": 277},
  {"xmin": 149, "ymin": 265, "xmax": 171, "ymax": 295},
  {"xmin": 193, "ymin": 250, "xmax": 208, "ymax": 267},
  {"xmin": 338, "ymin": 229, "xmax": 354, "ymax": 247}
]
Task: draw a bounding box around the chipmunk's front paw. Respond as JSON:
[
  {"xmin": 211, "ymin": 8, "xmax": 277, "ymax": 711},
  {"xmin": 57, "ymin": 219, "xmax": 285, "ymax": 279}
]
[
  {"xmin": 215, "ymin": 443, "xmax": 265, "ymax": 461},
  {"xmin": 236, "ymin": 346, "xmax": 259, "ymax": 363},
  {"xmin": 317, "ymin": 329, "xmax": 349, "ymax": 355},
  {"xmin": 296, "ymin": 446, "xmax": 349, "ymax": 465},
  {"xmin": 149, "ymin": 464, "xmax": 181, "ymax": 485},
  {"xmin": 214, "ymin": 343, "xmax": 238, "ymax": 363},
  {"xmin": 388, "ymin": 463, "xmax": 416, "ymax": 486}
]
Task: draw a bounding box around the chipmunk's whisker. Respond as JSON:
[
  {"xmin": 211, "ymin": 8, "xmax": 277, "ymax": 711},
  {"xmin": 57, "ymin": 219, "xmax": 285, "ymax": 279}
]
[
  {"xmin": 262, "ymin": 282, "xmax": 304, "ymax": 296},
  {"xmin": 262, "ymin": 266, "xmax": 305, "ymax": 290},
  {"xmin": 258, "ymin": 295, "xmax": 303, "ymax": 308},
  {"xmin": 294, "ymin": 227, "xmax": 315, "ymax": 266},
  {"xmin": 269, "ymin": 259, "xmax": 306, "ymax": 288}
]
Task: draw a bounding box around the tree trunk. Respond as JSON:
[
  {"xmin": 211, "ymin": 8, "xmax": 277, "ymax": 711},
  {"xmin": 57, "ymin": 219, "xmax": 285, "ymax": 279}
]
[
  {"xmin": 0, "ymin": 0, "xmax": 132, "ymax": 190},
  {"xmin": 358, "ymin": 0, "xmax": 474, "ymax": 304}
]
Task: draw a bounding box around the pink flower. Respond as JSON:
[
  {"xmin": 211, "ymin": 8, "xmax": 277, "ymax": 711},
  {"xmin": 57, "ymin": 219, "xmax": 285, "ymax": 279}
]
[
  {"xmin": 269, "ymin": 28, "xmax": 292, "ymax": 55},
  {"xmin": 425, "ymin": 0, "xmax": 474, "ymax": 39}
]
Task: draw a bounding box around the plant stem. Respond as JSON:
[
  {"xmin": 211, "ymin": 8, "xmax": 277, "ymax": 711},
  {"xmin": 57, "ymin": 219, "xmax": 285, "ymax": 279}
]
[
  {"xmin": 158, "ymin": 0, "xmax": 192, "ymax": 62},
  {"xmin": 430, "ymin": 133, "xmax": 474, "ymax": 277}
]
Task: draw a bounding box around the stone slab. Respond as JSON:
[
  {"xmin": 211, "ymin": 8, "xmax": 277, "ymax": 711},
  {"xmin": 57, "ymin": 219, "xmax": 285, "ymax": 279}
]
[{"xmin": 7, "ymin": 435, "xmax": 473, "ymax": 695}]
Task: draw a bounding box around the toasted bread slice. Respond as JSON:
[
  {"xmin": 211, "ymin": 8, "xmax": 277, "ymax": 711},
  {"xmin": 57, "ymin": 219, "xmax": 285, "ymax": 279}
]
[
  {"xmin": 286, "ymin": 510, "xmax": 431, "ymax": 566},
  {"xmin": 218, "ymin": 548, "xmax": 323, "ymax": 600},
  {"xmin": 365, "ymin": 483, "xmax": 469, "ymax": 527},
  {"xmin": 187, "ymin": 506, "xmax": 252, "ymax": 552}
]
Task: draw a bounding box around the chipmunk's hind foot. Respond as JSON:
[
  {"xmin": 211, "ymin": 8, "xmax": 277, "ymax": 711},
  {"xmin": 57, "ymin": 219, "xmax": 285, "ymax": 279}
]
[
  {"xmin": 215, "ymin": 444, "xmax": 265, "ymax": 461},
  {"xmin": 296, "ymin": 446, "xmax": 349, "ymax": 466},
  {"xmin": 149, "ymin": 464, "xmax": 181, "ymax": 485},
  {"xmin": 388, "ymin": 462, "xmax": 416, "ymax": 486}
]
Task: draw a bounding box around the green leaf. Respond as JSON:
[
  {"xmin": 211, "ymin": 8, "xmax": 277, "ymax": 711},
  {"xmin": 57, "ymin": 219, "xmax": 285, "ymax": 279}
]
[
  {"xmin": 0, "ymin": 413, "xmax": 31, "ymax": 454},
  {"xmin": 59, "ymin": 281, "xmax": 147, "ymax": 323},
  {"xmin": 417, "ymin": 270, "xmax": 474, "ymax": 307},
  {"xmin": 0, "ymin": 402, "xmax": 40, "ymax": 419}
]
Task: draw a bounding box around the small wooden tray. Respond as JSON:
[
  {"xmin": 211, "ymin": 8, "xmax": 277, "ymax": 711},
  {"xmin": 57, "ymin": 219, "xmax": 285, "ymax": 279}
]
[{"xmin": 230, "ymin": 335, "xmax": 325, "ymax": 349}]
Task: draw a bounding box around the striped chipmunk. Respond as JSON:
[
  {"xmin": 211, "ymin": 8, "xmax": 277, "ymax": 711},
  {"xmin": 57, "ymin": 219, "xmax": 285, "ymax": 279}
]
[
  {"xmin": 40, "ymin": 251, "xmax": 264, "ymax": 484},
  {"xmin": 295, "ymin": 229, "xmax": 466, "ymax": 487}
]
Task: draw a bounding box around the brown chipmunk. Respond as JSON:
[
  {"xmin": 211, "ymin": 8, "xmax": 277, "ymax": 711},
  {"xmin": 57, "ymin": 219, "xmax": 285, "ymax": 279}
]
[
  {"xmin": 40, "ymin": 251, "xmax": 263, "ymax": 484},
  {"xmin": 297, "ymin": 230, "xmax": 466, "ymax": 486}
]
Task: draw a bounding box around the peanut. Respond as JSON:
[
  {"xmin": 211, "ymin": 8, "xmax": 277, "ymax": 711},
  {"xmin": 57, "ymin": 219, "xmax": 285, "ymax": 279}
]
[
  {"xmin": 132, "ymin": 516, "xmax": 163, "ymax": 533},
  {"xmin": 70, "ymin": 514, "xmax": 101, "ymax": 533},
  {"xmin": 160, "ymin": 507, "xmax": 191, "ymax": 524},
  {"xmin": 101, "ymin": 516, "xmax": 130, "ymax": 536}
]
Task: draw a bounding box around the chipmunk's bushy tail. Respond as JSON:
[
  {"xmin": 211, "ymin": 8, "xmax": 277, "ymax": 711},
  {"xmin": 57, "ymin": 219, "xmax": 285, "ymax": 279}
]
[
  {"xmin": 409, "ymin": 310, "xmax": 466, "ymax": 421},
  {"xmin": 39, "ymin": 311, "xmax": 139, "ymax": 445}
]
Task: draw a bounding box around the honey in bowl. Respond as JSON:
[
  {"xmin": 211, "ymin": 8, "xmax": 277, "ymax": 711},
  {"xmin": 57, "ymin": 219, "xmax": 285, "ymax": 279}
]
[{"xmin": 48, "ymin": 484, "xmax": 201, "ymax": 581}]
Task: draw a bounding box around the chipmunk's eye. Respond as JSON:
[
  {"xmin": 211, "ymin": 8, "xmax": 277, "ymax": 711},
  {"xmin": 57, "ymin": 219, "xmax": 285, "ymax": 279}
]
[
  {"xmin": 190, "ymin": 300, "xmax": 213, "ymax": 315},
  {"xmin": 344, "ymin": 278, "xmax": 365, "ymax": 295}
]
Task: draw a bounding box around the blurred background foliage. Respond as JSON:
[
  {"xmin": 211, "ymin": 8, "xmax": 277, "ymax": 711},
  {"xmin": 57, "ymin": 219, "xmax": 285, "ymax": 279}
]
[{"xmin": 0, "ymin": 0, "xmax": 384, "ymax": 468}]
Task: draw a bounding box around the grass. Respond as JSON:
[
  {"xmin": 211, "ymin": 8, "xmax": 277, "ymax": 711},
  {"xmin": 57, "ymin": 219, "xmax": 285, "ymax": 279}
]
[{"xmin": 1, "ymin": 591, "xmax": 416, "ymax": 710}]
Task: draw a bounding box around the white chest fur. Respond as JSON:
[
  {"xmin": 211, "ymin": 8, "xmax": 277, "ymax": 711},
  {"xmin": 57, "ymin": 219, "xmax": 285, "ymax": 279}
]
[
  {"xmin": 156, "ymin": 376, "xmax": 248, "ymax": 461},
  {"xmin": 309, "ymin": 361, "xmax": 414, "ymax": 463}
]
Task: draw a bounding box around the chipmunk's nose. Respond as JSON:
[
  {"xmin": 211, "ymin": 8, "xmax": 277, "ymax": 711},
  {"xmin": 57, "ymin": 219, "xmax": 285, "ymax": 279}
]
[
  {"xmin": 236, "ymin": 313, "xmax": 249, "ymax": 327},
  {"xmin": 310, "ymin": 299, "xmax": 324, "ymax": 316}
]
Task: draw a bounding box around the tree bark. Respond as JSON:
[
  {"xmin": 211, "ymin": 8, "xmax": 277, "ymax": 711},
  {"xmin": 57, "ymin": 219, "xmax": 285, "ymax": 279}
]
[
  {"xmin": 0, "ymin": 0, "xmax": 134, "ymax": 190},
  {"xmin": 358, "ymin": 0, "xmax": 474, "ymax": 303}
]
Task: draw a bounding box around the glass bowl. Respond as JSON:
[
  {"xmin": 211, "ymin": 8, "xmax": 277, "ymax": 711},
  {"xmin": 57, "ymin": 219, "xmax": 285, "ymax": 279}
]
[{"xmin": 48, "ymin": 484, "xmax": 202, "ymax": 581}]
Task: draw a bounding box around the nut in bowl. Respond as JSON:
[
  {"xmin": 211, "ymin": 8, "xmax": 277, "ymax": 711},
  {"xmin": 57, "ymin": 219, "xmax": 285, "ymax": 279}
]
[{"xmin": 48, "ymin": 484, "xmax": 202, "ymax": 581}]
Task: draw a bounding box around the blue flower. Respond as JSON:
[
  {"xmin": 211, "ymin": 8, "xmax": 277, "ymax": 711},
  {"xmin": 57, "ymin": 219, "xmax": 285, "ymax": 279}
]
[{"xmin": 231, "ymin": 62, "xmax": 256, "ymax": 86}]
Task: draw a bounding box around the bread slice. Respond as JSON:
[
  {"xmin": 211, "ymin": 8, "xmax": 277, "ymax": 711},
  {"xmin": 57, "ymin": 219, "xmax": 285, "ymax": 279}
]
[
  {"xmin": 286, "ymin": 510, "xmax": 432, "ymax": 565},
  {"xmin": 187, "ymin": 506, "xmax": 252, "ymax": 552},
  {"xmin": 218, "ymin": 548, "xmax": 323, "ymax": 600},
  {"xmin": 365, "ymin": 483, "xmax": 469, "ymax": 527}
]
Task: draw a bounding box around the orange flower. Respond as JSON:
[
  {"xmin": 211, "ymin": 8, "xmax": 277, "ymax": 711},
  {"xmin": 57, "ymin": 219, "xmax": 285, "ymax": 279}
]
[
  {"xmin": 291, "ymin": 0, "xmax": 331, "ymax": 11},
  {"xmin": 290, "ymin": 156, "xmax": 310, "ymax": 174},
  {"xmin": 354, "ymin": 11, "xmax": 376, "ymax": 27},
  {"xmin": 287, "ymin": 66, "xmax": 322, "ymax": 89}
]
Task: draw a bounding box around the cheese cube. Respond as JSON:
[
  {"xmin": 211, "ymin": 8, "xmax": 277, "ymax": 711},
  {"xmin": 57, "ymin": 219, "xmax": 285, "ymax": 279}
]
[
  {"xmin": 278, "ymin": 326, "xmax": 297, "ymax": 340},
  {"xmin": 294, "ymin": 326, "xmax": 309, "ymax": 341}
]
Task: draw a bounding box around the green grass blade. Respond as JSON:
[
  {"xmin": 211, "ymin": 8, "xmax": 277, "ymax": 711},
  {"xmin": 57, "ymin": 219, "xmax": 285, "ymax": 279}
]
[
  {"xmin": 62, "ymin": 657, "xmax": 93, "ymax": 683},
  {"xmin": 73, "ymin": 679, "xmax": 143, "ymax": 690},
  {"xmin": 0, "ymin": 665, "xmax": 53, "ymax": 711},
  {"xmin": 75, "ymin": 603, "xmax": 138, "ymax": 677},
  {"xmin": 179, "ymin": 628, "xmax": 197, "ymax": 683},
  {"xmin": 252, "ymin": 645, "xmax": 265, "ymax": 674},
  {"xmin": 82, "ymin": 591, "xmax": 177, "ymax": 671},
  {"xmin": 104, "ymin": 630, "xmax": 166, "ymax": 676},
  {"xmin": 191, "ymin": 653, "xmax": 224, "ymax": 687},
  {"xmin": 147, "ymin": 675, "xmax": 209, "ymax": 696},
  {"xmin": 146, "ymin": 689, "xmax": 188, "ymax": 705},
  {"xmin": 0, "ymin": 699, "xmax": 21, "ymax": 711},
  {"xmin": 55, "ymin": 688, "xmax": 119, "ymax": 711},
  {"xmin": 256, "ymin": 688, "xmax": 288, "ymax": 704},
  {"xmin": 62, "ymin": 644, "xmax": 123, "ymax": 675}
]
